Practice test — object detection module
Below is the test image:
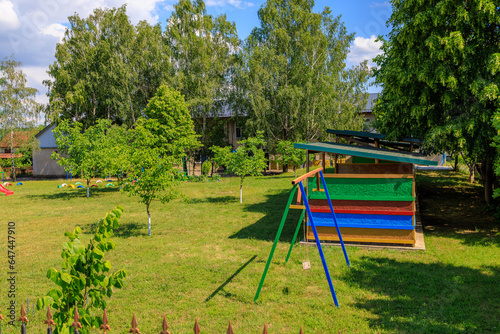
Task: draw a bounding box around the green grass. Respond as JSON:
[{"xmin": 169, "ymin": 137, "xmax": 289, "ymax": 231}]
[{"xmin": 0, "ymin": 170, "xmax": 499, "ymax": 333}]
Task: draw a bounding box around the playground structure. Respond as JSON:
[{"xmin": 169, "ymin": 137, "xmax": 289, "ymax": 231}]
[
  {"xmin": 293, "ymin": 130, "xmax": 438, "ymax": 246},
  {"xmin": 0, "ymin": 183, "xmax": 13, "ymax": 196},
  {"xmin": 255, "ymin": 167, "xmax": 350, "ymax": 306}
]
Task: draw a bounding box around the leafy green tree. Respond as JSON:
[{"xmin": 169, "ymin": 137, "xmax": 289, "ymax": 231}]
[
  {"xmin": 37, "ymin": 206, "xmax": 127, "ymax": 334},
  {"xmin": 0, "ymin": 56, "xmax": 41, "ymax": 181},
  {"xmin": 211, "ymin": 133, "xmax": 268, "ymax": 203},
  {"xmin": 122, "ymin": 85, "xmax": 199, "ymax": 235},
  {"xmin": 142, "ymin": 85, "xmax": 200, "ymax": 159},
  {"xmin": 52, "ymin": 119, "xmax": 123, "ymax": 197},
  {"xmin": 276, "ymin": 140, "xmax": 306, "ymax": 177},
  {"xmin": 165, "ymin": 0, "xmax": 239, "ymax": 151},
  {"xmin": 122, "ymin": 120, "xmax": 179, "ymax": 236},
  {"xmin": 237, "ymin": 0, "xmax": 369, "ymax": 148},
  {"xmin": 45, "ymin": 6, "xmax": 170, "ymax": 128},
  {"xmin": 373, "ymin": 0, "xmax": 500, "ymax": 204}
]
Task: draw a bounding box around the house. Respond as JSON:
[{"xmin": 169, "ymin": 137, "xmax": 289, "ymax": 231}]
[
  {"xmin": 33, "ymin": 124, "xmax": 66, "ymax": 177},
  {"xmin": 361, "ymin": 93, "xmax": 380, "ymax": 130},
  {"xmin": 0, "ymin": 132, "xmax": 28, "ymax": 158}
]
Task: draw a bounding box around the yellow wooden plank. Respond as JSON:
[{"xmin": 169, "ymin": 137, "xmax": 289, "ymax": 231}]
[{"xmin": 289, "ymin": 205, "xmax": 306, "ymax": 210}]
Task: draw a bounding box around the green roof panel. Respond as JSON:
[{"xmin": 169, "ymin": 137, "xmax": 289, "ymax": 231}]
[{"xmin": 294, "ymin": 142, "xmax": 438, "ymax": 166}]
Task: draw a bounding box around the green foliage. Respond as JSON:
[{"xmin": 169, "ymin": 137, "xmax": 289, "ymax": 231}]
[
  {"xmin": 211, "ymin": 132, "xmax": 268, "ymax": 203},
  {"xmin": 202, "ymin": 160, "xmax": 212, "ymax": 175},
  {"xmin": 0, "ymin": 56, "xmax": 41, "ymax": 181},
  {"xmin": 121, "ymin": 121, "xmax": 179, "ymax": 236},
  {"xmin": 165, "ymin": 0, "xmax": 239, "ymax": 152},
  {"xmin": 276, "ymin": 140, "xmax": 306, "ymax": 177},
  {"xmin": 122, "ymin": 85, "xmax": 199, "ymax": 235},
  {"xmin": 52, "ymin": 119, "xmax": 129, "ymax": 197},
  {"xmin": 236, "ymin": 0, "xmax": 369, "ymax": 147},
  {"xmin": 142, "ymin": 85, "xmax": 200, "ymax": 158},
  {"xmin": 45, "ymin": 6, "xmax": 170, "ymax": 128},
  {"xmin": 373, "ymin": 0, "xmax": 500, "ymax": 203},
  {"xmin": 36, "ymin": 206, "xmax": 127, "ymax": 334}
]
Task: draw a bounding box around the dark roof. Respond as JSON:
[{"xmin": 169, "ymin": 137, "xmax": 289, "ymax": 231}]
[
  {"xmin": 294, "ymin": 141, "xmax": 437, "ymax": 166},
  {"xmin": 328, "ymin": 129, "xmax": 386, "ymax": 140}
]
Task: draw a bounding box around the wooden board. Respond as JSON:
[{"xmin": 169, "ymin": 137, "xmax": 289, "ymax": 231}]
[{"xmin": 307, "ymin": 226, "xmax": 416, "ymax": 246}]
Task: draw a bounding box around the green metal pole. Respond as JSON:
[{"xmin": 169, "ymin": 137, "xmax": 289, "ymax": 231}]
[
  {"xmin": 254, "ymin": 184, "xmax": 297, "ymax": 302},
  {"xmin": 284, "ymin": 209, "xmax": 305, "ymax": 263}
]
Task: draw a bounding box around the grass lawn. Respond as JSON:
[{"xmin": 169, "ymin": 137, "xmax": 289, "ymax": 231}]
[{"xmin": 0, "ymin": 170, "xmax": 498, "ymax": 333}]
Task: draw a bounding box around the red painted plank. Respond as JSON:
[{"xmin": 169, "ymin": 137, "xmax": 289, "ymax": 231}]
[{"xmin": 308, "ymin": 199, "xmax": 414, "ymax": 215}]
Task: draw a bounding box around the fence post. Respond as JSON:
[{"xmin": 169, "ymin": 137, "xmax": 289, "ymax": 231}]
[
  {"xmin": 194, "ymin": 319, "xmax": 200, "ymax": 334},
  {"xmin": 160, "ymin": 315, "xmax": 170, "ymax": 334},
  {"xmin": 0, "ymin": 307, "xmax": 3, "ymax": 334},
  {"xmin": 227, "ymin": 321, "xmax": 234, "ymax": 334},
  {"xmin": 99, "ymin": 309, "xmax": 110, "ymax": 334},
  {"xmin": 18, "ymin": 304, "xmax": 28, "ymax": 334},
  {"xmin": 129, "ymin": 314, "xmax": 140, "ymax": 334},
  {"xmin": 45, "ymin": 307, "xmax": 55, "ymax": 334},
  {"xmin": 262, "ymin": 323, "xmax": 268, "ymax": 334},
  {"xmin": 70, "ymin": 307, "xmax": 82, "ymax": 334}
]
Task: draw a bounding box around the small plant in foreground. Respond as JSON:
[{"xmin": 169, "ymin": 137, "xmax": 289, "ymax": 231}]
[{"xmin": 36, "ymin": 206, "xmax": 127, "ymax": 334}]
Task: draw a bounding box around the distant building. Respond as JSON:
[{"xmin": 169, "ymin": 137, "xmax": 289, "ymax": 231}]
[
  {"xmin": 0, "ymin": 132, "xmax": 28, "ymax": 159},
  {"xmin": 361, "ymin": 93, "xmax": 380, "ymax": 130},
  {"xmin": 33, "ymin": 124, "xmax": 66, "ymax": 177}
]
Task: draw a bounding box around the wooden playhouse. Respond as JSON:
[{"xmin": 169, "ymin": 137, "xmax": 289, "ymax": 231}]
[{"xmin": 293, "ymin": 130, "xmax": 437, "ymax": 246}]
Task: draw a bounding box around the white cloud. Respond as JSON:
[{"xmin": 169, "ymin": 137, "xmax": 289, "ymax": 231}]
[
  {"xmin": 206, "ymin": 0, "xmax": 254, "ymax": 9},
  {"xmin": 347, "ymin": 35, "xmax": 383, "ymax": 67},
  {"xmin": 369, "ymin": 1, "xmax": 390, "ymax": 7},
  {"xmin": 0, "ymin": 0, "xmax": 20, "ymax": 31},
  {"xmin": 42, "ymin": 23, "xmax": 66, "ymax": 41}
]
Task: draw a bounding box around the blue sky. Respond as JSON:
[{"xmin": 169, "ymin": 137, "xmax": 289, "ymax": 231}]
[{"xmin": 0, "ymin": 0, "xmax": 391, "ymax": 106}]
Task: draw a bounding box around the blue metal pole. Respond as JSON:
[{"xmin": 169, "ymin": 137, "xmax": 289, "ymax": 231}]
[
  {"xmin": 319, "ymin": 171, "xmax": 350, "ymax": 267},
  {"xmin": 298, "ymin": 181, "xmax": 339, "ymax": 307}
]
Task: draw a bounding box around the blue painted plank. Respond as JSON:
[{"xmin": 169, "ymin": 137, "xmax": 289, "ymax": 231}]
[{"xmin": 309, "ymin": 212, "xmax": 414, "ymax": 230}]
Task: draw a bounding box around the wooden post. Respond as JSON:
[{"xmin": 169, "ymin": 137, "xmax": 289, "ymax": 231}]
[{"xmin": 375, "ymin": 139, "xmax": 380, "ymax": 163}]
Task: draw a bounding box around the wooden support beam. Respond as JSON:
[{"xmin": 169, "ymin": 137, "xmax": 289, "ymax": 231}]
[{"xmin": 291, "ymin": 167, "xmax": 323, "ymax": 185}]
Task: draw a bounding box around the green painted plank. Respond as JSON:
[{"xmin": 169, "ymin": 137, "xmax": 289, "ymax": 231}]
[{"xmin": 308, "ymin": 177, "xmax": 414, "ymax": 201}]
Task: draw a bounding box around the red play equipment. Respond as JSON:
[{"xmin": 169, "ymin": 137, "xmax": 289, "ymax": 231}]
[{"xmin": 0, "ymin": 183, "xmax": 13, "ymax": 196}]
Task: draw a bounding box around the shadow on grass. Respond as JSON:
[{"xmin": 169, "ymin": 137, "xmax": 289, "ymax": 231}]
[
  {"xmin": 83, "ymin": 220, "xmax": 147, "ymax": 237},
  {"xmin": 230, "ymin": 189, "xmax": 303, "ymax": 242},
  {"xmin": 417, "ymin": 170, "xmax": 500, "ymax": 247},
  {"xmin": 204, "ymin": 255, "xmax": 257, "ymax": 302},
  {"xmin": 26, "ymin": 187, "xmax": 119, "ymax": 200},
  {"xmin": 344, "ymin": 256, "xmax": 499, "ymax": 333},
  {"xmin": 186, "ymin": 196, "xmax": 238, "ymax": 204}
]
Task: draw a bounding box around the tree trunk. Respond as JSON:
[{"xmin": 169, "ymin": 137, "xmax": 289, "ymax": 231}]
[
  {"xmin": 10, "ymin": 130, "xmax": 16, "ymax": 182},
  {"xmin": 240, "ymin": 181, "xmax": 243, "ymax": 204},
  {"xmin": 147, "ymin": 204, "xmax": 151, "ymax": 236},
  {"xmin": 483, "ymin": 158, "xmax": 494, "ymax": 205},
  {"xmin": 454, "ymin": 155, "xmax": 458, "ymax": 172},
  {"xmin": 87, "ymin": 179, "xmax": 90, "ymax": 197},
  {"xmin": 469, "ymin": 164, "xmax": 475, "ymax": 184}
]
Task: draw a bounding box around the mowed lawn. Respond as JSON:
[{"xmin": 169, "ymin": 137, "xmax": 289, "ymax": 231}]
[{"xmin": 0, "ymin": 170, "xmax": 498, "ymax": 333}]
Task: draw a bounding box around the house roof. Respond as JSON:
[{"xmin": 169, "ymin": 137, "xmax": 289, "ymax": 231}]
[
  {"xmin": 362, "ymin": 93, "xmax": 380, "ymax": 113},
  {"xmin": 294, "ymin": 141, "xmax": 437, "ymax": 166},
  {"xmin": 0, "ymin": 131, "xmax": 33, "ymax": 148},
  {"xmin": 0, "ymin": 153, "xmax": 22, "ymax": 159}
]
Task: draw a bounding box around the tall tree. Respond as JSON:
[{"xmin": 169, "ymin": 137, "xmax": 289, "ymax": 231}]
[
  {"xmin": 373, "ymin": 0, "xmax": 500, "ymax": 204},
  {"xmin": 45, "ymin": 6, "xmax": 170, "ymax": 128},
  {"xmin": 122, "ymin": 85, "xmax": 200, "ymax": 235},
  {"xmin": 165, "ymin": 0, "xmax": 239, "ymax": 152},
  {"xmin": 237, "ymin": 0, "xmax": 369, "ymax": 149},
  {"xmin": 0, "ymin": 56, "xmax": 40, "ymax": 182}
]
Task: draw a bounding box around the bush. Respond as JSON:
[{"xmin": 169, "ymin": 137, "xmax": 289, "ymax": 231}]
[
  {"xmin": 37, "ymin": 206, "xmax": 127, "ymax": 334},
  {"xmin": 211, "ymin": 174, "xmax": 221, "ymax": 182},
  {"xmin": 202, "ymin": 160, "xmax": 212, "ymax": 175}
]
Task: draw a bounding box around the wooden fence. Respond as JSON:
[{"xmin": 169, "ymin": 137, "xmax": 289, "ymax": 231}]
[{"xmin": 1, "ymin": 304, "xmax": 306, "ymax": 334}]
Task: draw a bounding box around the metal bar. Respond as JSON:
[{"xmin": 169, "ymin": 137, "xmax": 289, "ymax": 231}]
[
  {"xmin": 285, "ymin": 209, "xmax": 305, "ymax": 263},
  {"xmin": 298, "ymin": 181, "xmax": 339, "ymax": 307},
  {"xmin": 319, "ymin": 171, "xmax": 350, "ymax": 267},
  {"xmin": 291, "ymin": 167, "xmax": 323, "ymax": 185},
  {"xmin": 254, "ymin": 184, "xmax": 298, "ymax": 301}
]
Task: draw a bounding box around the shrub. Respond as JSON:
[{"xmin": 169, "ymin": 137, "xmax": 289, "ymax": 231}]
[
  {"xmin": 36, "ymin": 206, "xmax": 127, "ymax": 334},
  {"xmin": 202, "ymin": 160, "xmax": 212, "ymax": 175}
]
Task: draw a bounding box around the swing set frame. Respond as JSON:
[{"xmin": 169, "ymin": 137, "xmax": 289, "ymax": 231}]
[{"xmin": 254, "ymin": 167, "xmax": 350, "ymax": 307}]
